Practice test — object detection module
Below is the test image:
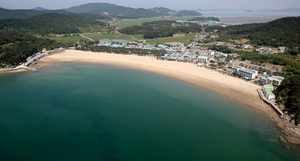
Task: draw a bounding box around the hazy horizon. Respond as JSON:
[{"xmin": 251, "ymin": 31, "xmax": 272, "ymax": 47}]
[{"xmin": 1, "ymin": 0, "xmax": 300, "ymax": 10}]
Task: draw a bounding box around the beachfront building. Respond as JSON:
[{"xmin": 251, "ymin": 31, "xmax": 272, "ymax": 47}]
[
  {"xmin": 234, "ymin": 67, "xmax": 258, "ymax": 80},
  {"xmin": 259, "ymin": 75, "xmax": 285, "ymax": 86},
  {"xmin": 198, "ymin": 56, "xmax": 208, "ymax": 62},
  {"xmin": 262, "ymin": 84, "xmax": 276, "ymax": 100}
]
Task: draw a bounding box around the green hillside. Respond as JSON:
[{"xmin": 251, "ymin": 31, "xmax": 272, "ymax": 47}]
[{"xmin": 0, "ymin": 13, "xmax": 105, "ymax": 34}]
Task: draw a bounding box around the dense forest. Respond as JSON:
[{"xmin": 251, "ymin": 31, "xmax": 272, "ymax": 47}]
[
  {"xmin": 119, "ymin": 20, "xmax": 202, "ymax": 39},
  {"xmin": 0, "ymin": 30, "xmax": 62, "ymax": 67},
  {"xmin": 206, "ymin": 17, "xmax": 300, "ymax": 53},
  {"xmin": 274, "ymin": 75, "xmax": 300, "ymax": 125},
  {"xmin": 0, "ymin": 13, "xmax": 105, "ymax": 34}
]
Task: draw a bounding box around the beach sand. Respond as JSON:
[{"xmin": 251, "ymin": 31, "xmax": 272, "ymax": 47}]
[{"xmin": 38, "ymin": 50, "xmax": 300, "ymax": 144}]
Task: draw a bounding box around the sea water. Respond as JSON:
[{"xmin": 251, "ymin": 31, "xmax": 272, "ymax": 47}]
[{"xmin": 0, "ymin": 63, "xmax": 298, "ymax": 161}]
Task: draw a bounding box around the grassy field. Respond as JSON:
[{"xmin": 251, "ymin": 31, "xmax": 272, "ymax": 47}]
[
  {"xmin": 46, "ymin": 34, "xmax": 92, "ymax": 43},
  {"xmin": 116, "ymin": 16, "xmax": 193, "ymax": 28},
  {"xmin": 83, "ymin": 33, "xmax": 136, "ymax": 41}
]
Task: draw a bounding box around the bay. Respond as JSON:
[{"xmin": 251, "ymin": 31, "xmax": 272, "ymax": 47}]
[{"xmin": 0, "ymin": 63, "xmax": 298, "ymax": 161}]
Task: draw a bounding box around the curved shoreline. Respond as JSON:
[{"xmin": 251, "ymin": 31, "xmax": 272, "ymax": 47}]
[{"xmin": 33, "ymin": 50, "xmax": 300, "ymax": 144}]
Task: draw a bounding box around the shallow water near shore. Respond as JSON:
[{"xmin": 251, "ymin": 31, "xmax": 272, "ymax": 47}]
[{"xmin": 0, "ymin": 63, "xmax": 298, "ymax": 161}]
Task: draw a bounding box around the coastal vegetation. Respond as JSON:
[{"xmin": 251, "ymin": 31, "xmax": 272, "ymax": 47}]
[
  {"xmin": 0, "ymin": 30, "xmax": 62, "ymax": 67},
  {"xmin": 274, "ymin": 75, "xmax": 300, "ymax": 125}
]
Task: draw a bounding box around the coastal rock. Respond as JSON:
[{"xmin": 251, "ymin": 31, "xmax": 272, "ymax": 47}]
[
  {"xmin": 280, "ymin": 136, "xmax": 287, "ymax": 143},
  {"xmin": 286, "ymin": 136, "xmax": 300, "ymax": 144}
]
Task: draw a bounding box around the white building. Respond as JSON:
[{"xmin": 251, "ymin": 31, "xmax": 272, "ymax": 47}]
[
  {"xmin": 260, "ymin": 75, "xmax": 284, "ymax": 86},
  {"xmin": 234, "ymin": 67, "xmax": 258, "ymax": 79}
]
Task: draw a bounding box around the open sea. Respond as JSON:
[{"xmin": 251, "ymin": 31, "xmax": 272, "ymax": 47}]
[{"xmin": 0, "ymin": 63, "xmax": 299, "ymax": 161}]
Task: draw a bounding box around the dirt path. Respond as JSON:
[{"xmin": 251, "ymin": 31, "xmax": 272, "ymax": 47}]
[{"xmin": 80, "ymin": 34, "xmax": 95, "ymax": 41}]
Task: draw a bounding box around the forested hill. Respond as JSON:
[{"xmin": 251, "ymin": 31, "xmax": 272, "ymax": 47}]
[
  {"xmin": 207, "ymin": 17, "xmax": 300, "ymax": 53},
  {"xmin": 66, "ymin": 3, "xmax": 161, "ymax": 18},
  {"xmin": 0, "ymin": 30, "xmax": 61, "ymax": 67},
  {"xmin": 119, "ymin": 20, "xmax": 201, "ymax": 39},
  {"xmin": 0, "ymin": 13, "xmax": 105, "ymax": 34}
]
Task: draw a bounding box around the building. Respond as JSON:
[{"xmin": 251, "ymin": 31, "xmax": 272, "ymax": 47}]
[
  {"xmin": 259, "ymin": 75, "xmax": 284, "ymax": 86},
  {"xmin": 198, "ymin": 56, "xmax": 208, "ymax": 62},
  {"xmin": 262, "ymin": 84, "xmax": 276, "ymax": 100},
  {"xmin": 234, "ymin": 67, "xmax": 258, "ymax": 79}
]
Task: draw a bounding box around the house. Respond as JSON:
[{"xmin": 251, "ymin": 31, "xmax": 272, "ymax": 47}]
[
  {"xmin": 262, "ymin": 84, "xmax": 276, "ymax": 100},
  {"xmin": 278, "ymin": 47, "xmax": 286, "ymax": 53},
  {"xmin": 234, "ymin": 67, "xmax": 258, "ymax": 79}
]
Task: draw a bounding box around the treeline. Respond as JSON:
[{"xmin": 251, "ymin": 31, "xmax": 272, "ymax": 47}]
[
  {"xmin": 119, "ymin": 20, "xmax": 202, "ymax": 39},
  {"xmin": 0, "ymin": 13, "xmax": 105, "ymax": 34},
  {"xmin": 188, "ymin": 17, "xmax": 220, "ymax": 22},
  {"xmin": 86, "ymin": 46, "xmax": 166, "ymax": 57},
  {"xmin": 205, "ymin": 17, "xmax": 300, "ymax": 53},
  {"xmin": 0, "ymin": 30, "xmax": 62, "ymax": 67}
]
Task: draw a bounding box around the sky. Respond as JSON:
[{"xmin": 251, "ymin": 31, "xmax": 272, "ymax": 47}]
[{"xmin": 1, "ymin": 0, "xmax": 300, "ymax": 10}]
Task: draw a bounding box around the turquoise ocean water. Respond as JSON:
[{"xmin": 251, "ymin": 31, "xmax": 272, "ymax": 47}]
[{"xmin": 0, "ymin": 63, "xmax": 298, "ymax": 161}]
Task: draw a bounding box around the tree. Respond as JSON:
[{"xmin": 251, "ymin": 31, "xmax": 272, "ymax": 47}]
[{"xmin": 274, "ymin": 75, "xmax": 300, "ymax": 125}]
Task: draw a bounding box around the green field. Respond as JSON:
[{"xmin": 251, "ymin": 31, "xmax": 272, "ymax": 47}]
[
  {"xmin": 116, "ymin": 16, "xmax": 193, "ymax": 28},
  {"xmin": 83, "ymin": 33, "xmax": 136, "ymax": 41},
  {"xmin": 46, "ymin": 34, "xmax": 92, "ymax": 43}
]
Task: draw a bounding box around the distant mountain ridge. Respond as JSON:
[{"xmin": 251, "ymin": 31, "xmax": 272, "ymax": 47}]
[{"xmin": 66, "ymin": 3, "xmax": 202, "ymax": 18}]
